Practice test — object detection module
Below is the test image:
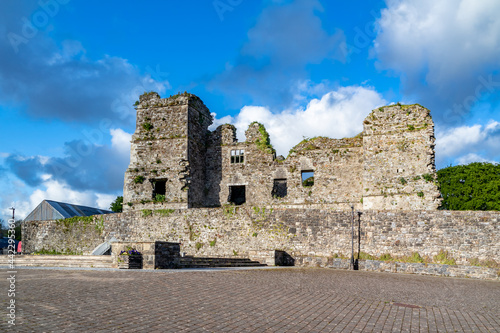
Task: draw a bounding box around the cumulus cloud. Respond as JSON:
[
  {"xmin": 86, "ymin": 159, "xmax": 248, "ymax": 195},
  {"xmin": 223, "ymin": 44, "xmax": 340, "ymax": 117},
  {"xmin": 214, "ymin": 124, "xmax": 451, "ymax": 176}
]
[
  {"xmin": 5, "ymin": 128, "xmax": 131, "ymax": 193},
  {"xmin": 373, "ymin": 0, "xmax": 500, "ymax": 122},
  {"xmin": 456, "ymin": 153, "xmax": 496, "ymax": 165},
  {"xmin": 3, "ymin": 178, "xmax": 117, "ymax": 220},
  {"xmin": 209, "ymin": 0, "xmax": 346, "ymax": 109},
  {"xmin": 0, "ymin": 2, "xmax": 169, "ymax": 125},
  {"xmin": 211, "ymin": 85, "xmax": 386, "ymax": 155},
  {"xmin": 435, "ymin": 121, "xmax": 500, "ymax": 167}
]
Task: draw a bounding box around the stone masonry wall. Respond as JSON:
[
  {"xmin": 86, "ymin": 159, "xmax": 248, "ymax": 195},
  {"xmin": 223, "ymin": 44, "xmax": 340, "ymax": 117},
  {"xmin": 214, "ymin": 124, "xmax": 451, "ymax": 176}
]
[
  {"xmin": 123, "ymin": 92, "xmax": 211, "ymax": 210},
  {"xmin": 206, "ymin": 126, "xmax": 364, "ymax": 209},
  {"xmin": 123, "ymin": 92, "xmax": 441, "ymax": 212},
  {"xmin": 363, "ymin": 104, "xmax": 441, "ymax": 210},
  {"xmin": 23, "ymin": 208, "xmax": 499, "ymax": 270},
  {"xmin": 187, "ymin": 96, "xmax": 212, "ymax": 207}
]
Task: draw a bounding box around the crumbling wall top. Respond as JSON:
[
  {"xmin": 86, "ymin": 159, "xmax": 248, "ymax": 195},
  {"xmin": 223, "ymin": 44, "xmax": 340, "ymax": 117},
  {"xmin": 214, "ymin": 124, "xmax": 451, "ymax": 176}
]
[{"xmin": 288, "ymin": 135, "xmax": 363, "ymax": 156}]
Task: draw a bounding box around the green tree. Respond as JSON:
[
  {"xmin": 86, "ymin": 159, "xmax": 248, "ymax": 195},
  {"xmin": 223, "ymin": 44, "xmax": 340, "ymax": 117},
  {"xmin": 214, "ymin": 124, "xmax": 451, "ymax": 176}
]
[
  {"xmin": 437, "ymin": 162, "xmax": 500, "ymax": 210},
  {"xmin": 110, "ymin": 196, "xmax": 123, "ymax": 213}
]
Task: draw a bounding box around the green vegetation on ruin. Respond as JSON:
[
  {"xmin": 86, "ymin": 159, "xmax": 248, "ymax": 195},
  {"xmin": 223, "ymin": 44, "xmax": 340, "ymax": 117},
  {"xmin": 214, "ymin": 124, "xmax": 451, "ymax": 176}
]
[{"xmin": 251, "ymin": 122, "xmax": 275, "ymax": 154}]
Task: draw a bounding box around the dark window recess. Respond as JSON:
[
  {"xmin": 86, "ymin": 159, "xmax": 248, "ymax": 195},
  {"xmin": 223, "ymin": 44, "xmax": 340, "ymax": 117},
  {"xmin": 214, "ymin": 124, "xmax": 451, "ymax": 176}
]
[
  {"xmin": 272, "ymin": 179, "xmax": 287, "ymax": 198},
  {"xmin": 152, "ymin": 180, "xmax": 166, "ymax": 198},
  {"xmin": 228, "ymin": 185, "xmax": 246, "ymax": 205},
  {"xmin": 230, "ymin": 149, "xmax": 244, "ymax": 164},
  {"xmin": 301, "ymin": 171, "xmax": 314, "ymax": 187}
]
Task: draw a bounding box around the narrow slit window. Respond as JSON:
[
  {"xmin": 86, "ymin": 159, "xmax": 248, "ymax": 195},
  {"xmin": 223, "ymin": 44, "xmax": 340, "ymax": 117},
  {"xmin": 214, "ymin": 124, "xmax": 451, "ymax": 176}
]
[
  {"xmin": 301, "ymin": 171, "xmax": 314, "ymax": 187},
  {"xmin": 230, "ymin": 149, "xmax": 245, "ymax": 164}
]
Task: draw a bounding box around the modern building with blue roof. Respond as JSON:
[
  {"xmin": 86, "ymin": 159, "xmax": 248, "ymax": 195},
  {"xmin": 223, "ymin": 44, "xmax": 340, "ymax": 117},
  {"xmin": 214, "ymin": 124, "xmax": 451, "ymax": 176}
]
[{"xmin": 23, "ymin": 200, "xmax": 114, "ymax": 222}]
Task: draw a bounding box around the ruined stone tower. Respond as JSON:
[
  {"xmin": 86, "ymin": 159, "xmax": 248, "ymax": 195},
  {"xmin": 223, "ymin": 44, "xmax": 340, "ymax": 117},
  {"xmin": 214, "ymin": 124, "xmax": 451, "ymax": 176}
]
[
  {"xmin": 362, "ymin": 104, "xmax": 441, "ymax": 210},
  {"xmin": 123, "ymin": 92, "xmax": 212, "ymax": 211}
]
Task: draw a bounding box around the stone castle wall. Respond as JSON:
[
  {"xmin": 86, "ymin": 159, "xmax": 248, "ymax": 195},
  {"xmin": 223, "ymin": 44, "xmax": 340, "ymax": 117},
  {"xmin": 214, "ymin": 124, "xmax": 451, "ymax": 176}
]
[
  {"xmin": 23, "ymin": 208, "xmax": 500, "ymax": 269},
  {"xmin": 123, "ymin": 92, "xmax": 440, "ymax": 211},
  {"xmin": 123, "ymin": 92, "xmax": 212, "ymax": 210},
  {"xmin": 363, "ymin": 104, "xmax": 441, "ymax": 210}
]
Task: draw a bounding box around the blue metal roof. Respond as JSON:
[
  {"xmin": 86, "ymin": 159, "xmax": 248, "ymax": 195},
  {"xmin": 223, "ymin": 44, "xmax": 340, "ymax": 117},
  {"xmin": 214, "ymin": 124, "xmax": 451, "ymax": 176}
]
[{"xmin": 24, "ymin": 200, "xmax": 114, "ymax": 222}]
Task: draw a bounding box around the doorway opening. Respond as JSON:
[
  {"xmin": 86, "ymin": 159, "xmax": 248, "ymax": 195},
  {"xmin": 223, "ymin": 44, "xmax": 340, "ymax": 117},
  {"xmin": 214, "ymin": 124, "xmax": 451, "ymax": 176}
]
[{"xmin": 228, "ymin": 185, "xmax": 246, "ymax": 205}]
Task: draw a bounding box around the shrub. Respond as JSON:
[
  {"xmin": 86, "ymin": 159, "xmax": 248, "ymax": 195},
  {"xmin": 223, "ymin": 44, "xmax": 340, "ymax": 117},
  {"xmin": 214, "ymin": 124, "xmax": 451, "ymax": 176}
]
[
  {"xmin": 134, "ymin": 176, "xmax": 145, "ymax": 184},
  {"xmin": 154, "ymin": 194, "xmax": 165, "ymax": 202},
  {"xmin": 142, "ymin": 122, "xmax": 153, "ymax": 131}
]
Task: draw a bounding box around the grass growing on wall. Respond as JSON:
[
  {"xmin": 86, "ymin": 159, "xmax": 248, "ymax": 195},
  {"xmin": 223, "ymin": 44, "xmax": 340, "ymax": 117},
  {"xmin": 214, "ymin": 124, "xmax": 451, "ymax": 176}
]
[{"xmin": 33, "ymin": 248, "xmax": 82, "ymax": 255}]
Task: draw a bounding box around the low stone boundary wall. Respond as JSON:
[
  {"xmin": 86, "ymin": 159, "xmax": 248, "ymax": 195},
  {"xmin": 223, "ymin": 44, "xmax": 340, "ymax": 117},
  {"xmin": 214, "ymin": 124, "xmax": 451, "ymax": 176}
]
[
  {"xmin": 22, "ymin": 207, "xmax": 499, "ymax": 279},
  {"xmin": 111, "ymin": 241, "xmax": 180, "ymax": 269},
  {"xmin": 291, "ymin": 257, "xmax": 499, "ymax": 280}
]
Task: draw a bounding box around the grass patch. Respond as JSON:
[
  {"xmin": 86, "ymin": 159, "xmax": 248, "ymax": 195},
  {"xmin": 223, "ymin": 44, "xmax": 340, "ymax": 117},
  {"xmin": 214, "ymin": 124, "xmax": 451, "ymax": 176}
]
[
  {"xmin": 379, "ymin": 253, "xmax": 393, "ymax": 261},
  {"xmin": 156, "ymin": 209, "xmax": 175, "ymax": 217},
  {"xmin": 422, "ymin": 173, "xmax": 433, "ymax": 182},
  {"xmin": 402, "ymin": 252, "xmax": 425, "ymax": 263},
  {"xmin": 33, "ymin": 249, "xmax": 82, "ymax": 255},
  {"xmin": 433, "ymin": 250, "xmax": 456, "ymax": 265},
  {"xmin": 142, "ymin": 209, "xmax": 153, "ymax": 217}
]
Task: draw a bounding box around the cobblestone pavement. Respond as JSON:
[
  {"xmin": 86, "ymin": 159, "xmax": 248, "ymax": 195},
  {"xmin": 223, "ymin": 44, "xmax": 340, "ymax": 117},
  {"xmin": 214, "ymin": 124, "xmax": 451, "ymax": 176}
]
[{"xmin": 1, "ymin": 267, "xmax": 499, "ymax": 332}]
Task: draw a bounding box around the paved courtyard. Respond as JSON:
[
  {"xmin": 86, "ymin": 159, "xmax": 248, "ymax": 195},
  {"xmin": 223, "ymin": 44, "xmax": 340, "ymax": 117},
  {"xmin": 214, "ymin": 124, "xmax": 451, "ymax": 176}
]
[{"xmin": 1, "ymin": 267, "xmax": 499, "ymax": 332}]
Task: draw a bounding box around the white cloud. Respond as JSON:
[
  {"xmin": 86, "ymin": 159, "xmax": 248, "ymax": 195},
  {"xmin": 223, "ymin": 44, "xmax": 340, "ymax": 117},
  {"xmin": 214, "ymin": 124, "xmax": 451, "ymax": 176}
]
[
  {"xmin": 110, "ymin": 128, "xmax": 132, "ymax": 155},
  {"xmin": 29, "ymin": 179, "xmax": 98, "ymax": 210},
  {"xmin": 373, "ymin": 0, "xmax": 500, "ymax": 109},
  {"xmin": 95, "ymin": 193, "xmax": 117, "ymax": 211},
  {"xmin": 211, "ymin": 86, "xmax": 386, "ymax": 156},
  {"xmin": 435, "ymin": 120, "xmax": 500, "ymax": 166},
  {"xmin": 456, "ymin": 153, "xmax": 495, "ymax": 165},
  {"xmin": 8, "ymin": 178, "xmax": 118, "ymax": 220}
]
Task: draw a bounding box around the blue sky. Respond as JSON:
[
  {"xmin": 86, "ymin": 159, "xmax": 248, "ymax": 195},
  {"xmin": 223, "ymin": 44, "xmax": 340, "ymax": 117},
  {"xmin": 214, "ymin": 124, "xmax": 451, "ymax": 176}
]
[{"xmin": 1, "ymin": 0, "xmax": 499, "ymax": 221}]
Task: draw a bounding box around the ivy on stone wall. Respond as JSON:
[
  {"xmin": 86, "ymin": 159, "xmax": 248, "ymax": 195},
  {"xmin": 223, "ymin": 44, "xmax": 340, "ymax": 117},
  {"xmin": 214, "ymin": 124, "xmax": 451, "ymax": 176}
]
[{"xmin": 251, "ymin": 122, "xmax": 275, "ymax": 154}]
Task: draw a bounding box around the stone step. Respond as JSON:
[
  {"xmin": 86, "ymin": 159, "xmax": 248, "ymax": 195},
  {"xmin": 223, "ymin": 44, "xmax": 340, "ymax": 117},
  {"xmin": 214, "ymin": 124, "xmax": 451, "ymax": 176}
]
[
  {"xmin": 179, "ymin": 257, "xmax": 266, "ymax": 268},
  {"xmin": 0, "ymin": 255, "xmax": 113, "ymax": 268}
]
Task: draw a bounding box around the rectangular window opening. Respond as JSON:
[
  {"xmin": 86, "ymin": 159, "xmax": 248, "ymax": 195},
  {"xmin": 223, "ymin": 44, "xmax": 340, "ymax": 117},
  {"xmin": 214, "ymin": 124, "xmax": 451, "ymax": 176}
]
[
  {"xmin": 230, "ymin": 149, "xmax": 245, "ymax": 164},
  {"xmin": 152, "ymin": 179, "xmax": 166, "ymax": 200},
  {"xmin": 228, "ymin": 185, "xmax": 246, "ymax": 205},
  {"xmin": 301, "ymin": 171, "xmax": 314, "ymax": 187},
  {"xmin": 272, "ymin": 179, "xmax": 287, "ymax": 198}
]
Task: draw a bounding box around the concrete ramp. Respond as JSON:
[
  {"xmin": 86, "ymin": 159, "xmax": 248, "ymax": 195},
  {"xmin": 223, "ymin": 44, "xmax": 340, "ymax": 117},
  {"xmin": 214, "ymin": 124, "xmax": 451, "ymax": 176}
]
[{"xmin": 91, "ymin": 237, "xmax": 118, "ymax": 255}]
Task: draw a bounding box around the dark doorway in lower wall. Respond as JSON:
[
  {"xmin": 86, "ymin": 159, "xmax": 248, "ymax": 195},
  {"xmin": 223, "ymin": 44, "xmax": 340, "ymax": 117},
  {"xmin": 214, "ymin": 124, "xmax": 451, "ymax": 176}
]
[{"xmin": 228, "ymin": 185, "xmax": 246, "ymax": 205}]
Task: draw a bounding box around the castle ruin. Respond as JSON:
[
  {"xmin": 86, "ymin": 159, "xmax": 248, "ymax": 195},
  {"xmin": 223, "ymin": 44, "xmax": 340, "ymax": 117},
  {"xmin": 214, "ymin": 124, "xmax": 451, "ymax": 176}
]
[
  {"xmin": 21, "ymin": 91, "xmax": 499, "ymax": 279},
  {"xmin": 123, "ymin": 92, "xmax": 441, "ymax": 211}
]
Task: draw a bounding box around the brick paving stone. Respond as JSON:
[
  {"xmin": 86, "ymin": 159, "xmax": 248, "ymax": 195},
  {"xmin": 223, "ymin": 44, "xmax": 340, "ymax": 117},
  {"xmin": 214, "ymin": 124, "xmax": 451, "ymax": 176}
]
[{"xmin": 1, "ymin": 267, "xmax": 499, "ymax": 332}]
